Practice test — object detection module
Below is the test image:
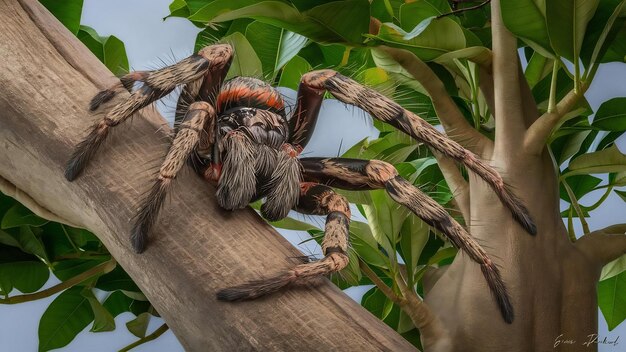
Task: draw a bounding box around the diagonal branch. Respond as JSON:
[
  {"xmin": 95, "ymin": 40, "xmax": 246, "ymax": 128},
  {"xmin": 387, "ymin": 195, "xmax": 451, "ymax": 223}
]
[
  {"xmin": 491, "ymin": 0, "xmax": 526, "ymax": 153},
  {"xmin": 524, "ymin": 86, "xmax": 586, "ymax": 154},
  {"xmin": 575, "ymin": 224, "xmax": 626, "ymax": 266},
  {"xmin": 379, "ymin": 46, "xmax": 493, "ymax": 157}
]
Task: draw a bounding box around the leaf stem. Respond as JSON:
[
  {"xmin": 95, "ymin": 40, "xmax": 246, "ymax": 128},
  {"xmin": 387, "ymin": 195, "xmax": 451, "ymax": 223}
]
[
  {"xmin": 547, "ymin": 60, "xmax": 559, "ymax": 113},
  {"xmin": 586, "ymin": 186, "xmax": 614, "ymax": 212},
  {"xmin": 562, "ymin": 179, "xmax": 590, "ymax": 236},
  {"xmin": 359, "ymin": 260, "xmax": 402, "ymax": 305},
  {"xmin": 0, "ymin": 259, "xmax": 116, "ymax": 304},
  {"xmin": 118, "ymin": 324, "xmax": 169, "ymax": 352}
]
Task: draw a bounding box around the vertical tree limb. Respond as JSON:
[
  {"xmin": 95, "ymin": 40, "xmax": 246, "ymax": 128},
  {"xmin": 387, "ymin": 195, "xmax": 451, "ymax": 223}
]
[{"xmin": 491, "ymin": 0, "xmax": 526, "ymax": 154}]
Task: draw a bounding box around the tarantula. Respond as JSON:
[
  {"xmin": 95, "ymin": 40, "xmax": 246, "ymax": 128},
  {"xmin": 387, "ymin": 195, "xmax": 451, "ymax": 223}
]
[{"xmin": 65, "ymin": 44, "xmax": 536, "ymax": 324}]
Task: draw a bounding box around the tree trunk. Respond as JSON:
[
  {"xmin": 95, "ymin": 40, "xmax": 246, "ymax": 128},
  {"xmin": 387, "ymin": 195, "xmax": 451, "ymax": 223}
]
[
  {"xmin": 0, "ymin": 1, "xmax": 416, "ymax": 350},
  {"xmin": 422, "ymin": 1, "xmax": 603, "ymax": 350},
  {"xmin": 424, "ymin": 150, "xmax": 601, "ymax": 351}
]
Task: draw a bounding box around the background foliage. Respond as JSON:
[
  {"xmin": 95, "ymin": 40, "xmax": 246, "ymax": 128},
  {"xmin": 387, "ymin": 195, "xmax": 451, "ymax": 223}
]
[{"xmin": 2, "ymin": 0, "xmax": 625, "ymax": 350}]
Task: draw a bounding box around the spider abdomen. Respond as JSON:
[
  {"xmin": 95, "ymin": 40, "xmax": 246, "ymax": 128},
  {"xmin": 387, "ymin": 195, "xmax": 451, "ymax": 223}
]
[{"xmin": 216, "ymin": 77, "xmax": 286, "ymax": 117}]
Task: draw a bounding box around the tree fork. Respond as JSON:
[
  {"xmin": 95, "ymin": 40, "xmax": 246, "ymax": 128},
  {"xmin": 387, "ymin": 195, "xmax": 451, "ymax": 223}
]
[{"xmin": 0, "ymin": 0, "xmax": 416, "ymax": 350}]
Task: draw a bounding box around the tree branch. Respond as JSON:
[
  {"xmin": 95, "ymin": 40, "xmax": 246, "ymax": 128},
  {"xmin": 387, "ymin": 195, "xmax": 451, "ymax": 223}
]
[
  {"xmin": 523, "ymin": 86, "xmax": 586, "ymax": 154},
  {"xmin": 0, "ymin": 1, "xmax": 416, "ymax": 350},
  {"xmin": 379, "ymin": 46, "xmax": 492, "ymax": 157},
  {"xmin": 0, "ymin": 259, "xmax": 116, "ymax": 304},
  {"xmin": 118, "ymin": 324, "xmax": 169, "ymax": 352},
  {"xmin": 575, "ymin": 224, "xmax": 626, "ymax": 266},
  {"xmin": 491, "ymin": 0, "xmax": 526, "ymax": 153},
  {"xmin": 0, "ymin": 175, "xmax": 80, "ymax": 228},
  {"xmin": 359, "ymin": 261, "xmax": 450, "ymax": 351}
]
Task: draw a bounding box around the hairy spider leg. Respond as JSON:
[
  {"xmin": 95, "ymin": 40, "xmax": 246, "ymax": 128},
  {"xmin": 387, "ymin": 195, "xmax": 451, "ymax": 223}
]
[
  {"xmin": 64, "ymin": 44, "xmax": 233, "ymax": 181},
  {"xmin": 299, "ymin": 157, "xmax": 514, "ymax": 324},
  {"xmin": 287, "ymin": 70, "xmax": 536, "ymax": 237},
  {"xmin": 131, "ymin": 102, "xmax": 216, "ymax": 253},
  {"xmin": 260, "ymin": 143, "xmax": 303, "ymax": 221},
  {"xmin": 217, "ymin": 183, "xmax": 350, "ymax": 301}
]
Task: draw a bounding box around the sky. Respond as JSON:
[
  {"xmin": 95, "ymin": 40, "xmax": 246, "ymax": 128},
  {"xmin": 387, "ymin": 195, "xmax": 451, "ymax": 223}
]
[{"xmin": 1, "ymin": 0, "xmax": 625, "ymax": 351}]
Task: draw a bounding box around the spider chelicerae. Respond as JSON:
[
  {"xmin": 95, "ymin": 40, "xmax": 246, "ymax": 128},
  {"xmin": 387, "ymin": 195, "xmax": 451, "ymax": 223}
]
[{"xmin": 65, "ymin": 44, "xmax": 536, "ymax": 324}]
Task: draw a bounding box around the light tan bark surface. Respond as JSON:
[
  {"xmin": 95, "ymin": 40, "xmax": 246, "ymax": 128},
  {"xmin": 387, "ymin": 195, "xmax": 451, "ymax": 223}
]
[{"xmin": 0, "ymin": 1, "xmax": 416, "ymax": 350}]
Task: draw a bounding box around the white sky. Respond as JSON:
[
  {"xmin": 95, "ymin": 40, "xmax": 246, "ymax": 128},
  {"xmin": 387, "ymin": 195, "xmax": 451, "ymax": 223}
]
[{"xmin": 1, "ymin": 0, "xmax": 625, "ymax": 351}]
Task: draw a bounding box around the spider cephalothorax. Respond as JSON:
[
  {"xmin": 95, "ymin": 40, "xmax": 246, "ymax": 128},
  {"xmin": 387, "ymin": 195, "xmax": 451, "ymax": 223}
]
[{"xmin": 65, "ymin": 44, "xmax": 536, "ymax": 324}]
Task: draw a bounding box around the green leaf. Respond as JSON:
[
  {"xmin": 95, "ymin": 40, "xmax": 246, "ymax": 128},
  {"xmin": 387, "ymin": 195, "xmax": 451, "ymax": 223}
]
[
  {"xmin": 1, "ymin": 203, "xmax": 48, "ymax": 229},
  {"xmin": 616, "ymin": 189, "xmax": 626, "ymax": 202},
  {"xmin": 40, "ymin": 0, "xmax": 84, "ymax": 34},
  {"xmin": 525, "ymin": 52, "xmax": 554, "ymax": 88},
  {"xmin": 566, "ymin": 145, "xmax": 626, "ymax": 176},
  {"xmin": 15, "ymin": 226, "xmax": 49, "ymax": 263},
  {"xmin": 0, "ymin": 228, "xmax": 20, "ymax": 248},
  {"xmin": 598, "ymin": 271, "xmax": 626, "ymax": 331},
  {"xmin": 362, "ymin": 190, "xmax": 409, "ymax": 255},
  {"xmin": 190, "ymin": 0, "xmax": 369, "ymax": 44},
  {"xmin": 399, "ymin": 215, "xmax": 429, "ymax": 281},
  {"xmin": 103, "ymin": 290, "xmax": 134, "ymax": 317},
  {"xmin": 53, "ymin": 259, "xmax": 107, "ymax": 282},
  {"xmin": 96, "ymin": 265, "xmax": 141, "ymax": 292},
  {"xmin": 126, "ymin": 312, "xmax": 151, "ymax": 338},
  {"xmin": 601, "ymin": 254, "xmax": 626, "ymax": 281},
  {"xmin": 339, "ymin": 248, "xmax": 362, "ymax": 286},
  {"xmin": 278, "ymin": 55, "xmax": 312, "ymax": 90},
  {"xmin": 103, "ymin": 36, "xmax": 129, "ymax": 75},
  {"xmin": 103, "ymin": 291, "xmax": 151, "ymax": 317},
  {"xmin": 0, "ymin": 261, "xmax": 49, "ymax": 294},
  {"xmin": 368, "ymin": 19, "xmax": 466, "ymax": 61},
  {"xmin": 362, "ymin": 287, "xmax": 393, "ymax": 320},
  {"xmin": 427, "ymin": 246, "xmax": 457, "ymax": 266},
  {"xmin": 580, "ymin": 0, "xmax": 626, "ymax": 67},
  {"xmin": 245, "ymin": 21, "xmax": 308, "ymax": 79},
  {"xmin": 501, "ymin": 0, "xmax": 553, "ymax": 57},
  {"xmin": 350, "ymin": 220, "xmax": 390, "ymax": 269},
  {"xmin": 77, "ymin": 26, "xmax": 129, "ymax": 75},
  {"xmin": 81, "ymin": 288, "xmax": 115, "ymax": 332},
  {"xmin": 593, "ymin": 98, "xmax": 626, "ymax": 131},
  {"xmin": 559, "ymin": 175, "xmax": 602, "ymax": 202},
  {"xmin": 38, "ymin": 287, "xmax": 94, "ymax": 352},
  {"xmin": 219, "ymin": 32, "xmax": 263, "ymax": 79},
  {"xmin": 545, "ymin": 0, "xmax": 600, "ymax": 62}
]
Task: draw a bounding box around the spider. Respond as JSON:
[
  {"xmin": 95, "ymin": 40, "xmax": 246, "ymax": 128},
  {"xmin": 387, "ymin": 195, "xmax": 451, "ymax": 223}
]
[{"xmin": 65, "ymin": 44, "xmax": 536, "ymax": 324}]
